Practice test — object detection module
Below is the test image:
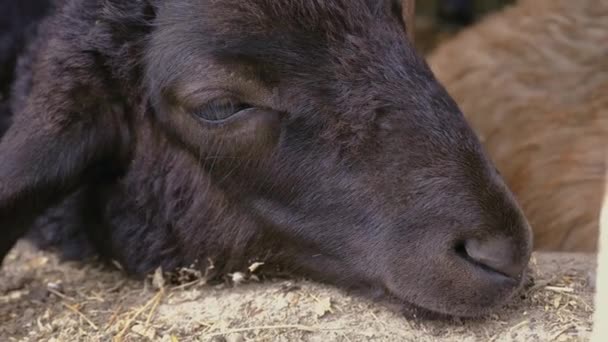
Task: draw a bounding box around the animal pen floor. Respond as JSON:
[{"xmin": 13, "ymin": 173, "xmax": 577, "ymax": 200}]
[{"xmin": 0, "ymin": 241, "xmax": 597, "ymax": 341}]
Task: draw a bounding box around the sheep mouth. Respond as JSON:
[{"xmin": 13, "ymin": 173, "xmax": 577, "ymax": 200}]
[
  {"xmin": 389, "ymin": 293, "xmax": 513, "ymax": 320},
  {"xmin": 379, "ymin": 272, "xmax": 527, "ymax": 319},
  {"xmin": 390, "ymin": 268, "xmax": 532, "ymax": 320}
]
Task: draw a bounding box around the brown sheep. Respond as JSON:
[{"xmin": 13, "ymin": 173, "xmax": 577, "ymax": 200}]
[{"xmin": 428, "ymin": 0, "xmax": 608, "ymax": 252}]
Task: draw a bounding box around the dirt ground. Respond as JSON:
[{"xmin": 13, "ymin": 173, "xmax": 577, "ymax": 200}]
[{"xmin": 0, "ymin": 241, "xmax": 596, "ymax": 342}]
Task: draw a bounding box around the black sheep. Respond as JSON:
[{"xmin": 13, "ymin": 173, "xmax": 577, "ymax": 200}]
[{"xmin": 0, "ymin": 0, "xmax": 532, "ymax": 318}]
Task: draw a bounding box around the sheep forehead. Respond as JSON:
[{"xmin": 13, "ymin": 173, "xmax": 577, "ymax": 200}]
[
  {"xmin": 156, "ymin": 0, "xmax": 403, "ymax": 58},
  {"xmin": 197, "ymin": 0, "xmax": 388, "ymax": 31},
  {"xmin": 150, "ymin": 0, "xmax": 413, "ymax": 104}
]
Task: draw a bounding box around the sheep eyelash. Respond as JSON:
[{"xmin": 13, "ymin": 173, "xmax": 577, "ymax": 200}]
[{"xmin": 192, "ymin": 98, "xmax": 253, "ymax": 122}]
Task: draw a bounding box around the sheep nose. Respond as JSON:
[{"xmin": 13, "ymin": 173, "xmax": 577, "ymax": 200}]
[{"xmin": 463, "ymin": 237, "xmax": 523, "ymax": 279}]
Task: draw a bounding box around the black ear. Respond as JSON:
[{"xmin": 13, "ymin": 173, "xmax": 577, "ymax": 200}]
[{"xmin": 0, "ymin": 6, "xmax": 134, "ymax": 265}]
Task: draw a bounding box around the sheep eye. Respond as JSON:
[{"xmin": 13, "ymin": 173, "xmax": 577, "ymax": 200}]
[{"xmin": 193, "ymin": 98, "xmax": 252, "ymax": 122}]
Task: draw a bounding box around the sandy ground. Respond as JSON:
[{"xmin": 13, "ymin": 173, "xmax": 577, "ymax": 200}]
[{"xmin": 0, "ymin": 241, "xmax": 596, "ymax": 342}]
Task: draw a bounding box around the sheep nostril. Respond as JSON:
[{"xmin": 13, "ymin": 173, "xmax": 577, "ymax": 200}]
[{"xmin": 458, "ymin": 237, "xmax": 523, "ymax": 279}]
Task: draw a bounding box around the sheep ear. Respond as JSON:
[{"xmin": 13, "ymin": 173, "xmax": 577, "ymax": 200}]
[
  {"xmin": 0, "ymin": 53, "xmax": 130, "ymax": 267},
  {"xmin": 402, "ymin": 0, "xmax": 416, "ymax": 43},
  {"xmin": 0, "ymin": 103, "xmax": 129, "ymax": 265}
]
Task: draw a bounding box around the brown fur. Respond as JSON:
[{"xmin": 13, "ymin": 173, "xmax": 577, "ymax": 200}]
[{"xmin": 428, "ymin": 0, "xmax": 608, "ymax": 252}]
